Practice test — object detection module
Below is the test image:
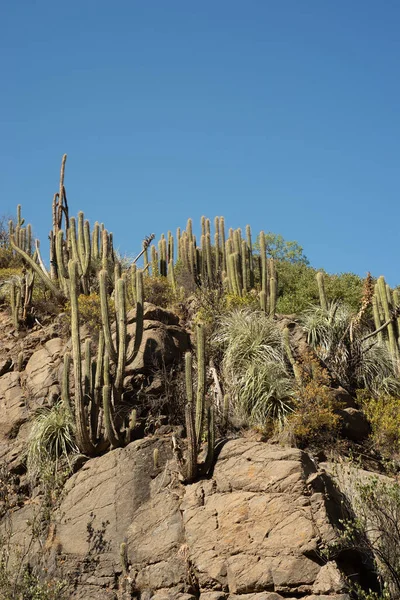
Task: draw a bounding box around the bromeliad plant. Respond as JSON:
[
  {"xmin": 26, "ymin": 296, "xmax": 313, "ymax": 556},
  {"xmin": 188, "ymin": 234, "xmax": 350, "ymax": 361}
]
[
  {"xmin": 213, "ymin": 308, "xmax": 293, "ymax": 428},
  {"xmin": 302, "ymin": 273, "xmax": 400, "ymax": 395}
]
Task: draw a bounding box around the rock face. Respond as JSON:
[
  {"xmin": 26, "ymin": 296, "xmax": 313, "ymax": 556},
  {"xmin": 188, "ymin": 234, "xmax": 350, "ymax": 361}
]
[
  {"xmin": 36, "ymin": 438, "xmax": 361, "ymax": 599},
  {"xmin": 126, "ymin": 303, "xmax": 190, "ymax": 376},
  {"xmin": 0, "ymin": 308, "xmax": 380, "ymax": 599}
]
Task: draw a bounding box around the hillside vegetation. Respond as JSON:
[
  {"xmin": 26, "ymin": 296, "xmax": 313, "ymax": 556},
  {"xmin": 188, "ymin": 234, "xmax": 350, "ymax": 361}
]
[{"xmin": 1, "ymin": 155, "xmax": 400, "ymax": 598}]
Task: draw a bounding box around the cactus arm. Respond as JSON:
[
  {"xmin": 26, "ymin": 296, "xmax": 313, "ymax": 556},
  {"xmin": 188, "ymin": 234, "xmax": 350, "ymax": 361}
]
[
  {"xmin": 316, "ymin": 271, "xmax": 328, "ymax": 311},
  {"xmin": 69, "ymin": 260, "xmax": 96, "ymax": 455},
  {"xmin": 99, "ymin": 269, "xmax": 118, "ymax": 363},
  {"xmin": 126, "ymin": 270, "xmax": 144, "ymax": 364},
  {"xmin": 195, "ymin": 324, "xmax": 206, "ymax": 447},
  {"xmin": 10, "ymin": 236, "xmax": 65, "ymax": 300}
]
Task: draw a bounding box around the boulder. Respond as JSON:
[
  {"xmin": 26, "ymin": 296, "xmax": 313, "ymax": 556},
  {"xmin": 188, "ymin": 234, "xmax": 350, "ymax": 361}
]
[
  {"xmin": 337, "ymin": 407, "xmax": 370, "ymax": 442},
  {"xmin": 24, "ymin": 337, "xmax": 65, "ymax": 401}
]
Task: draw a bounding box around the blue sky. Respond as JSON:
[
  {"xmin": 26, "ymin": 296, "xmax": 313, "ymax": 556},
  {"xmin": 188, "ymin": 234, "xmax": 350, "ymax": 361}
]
[{"xmin": 1, "ymin": 1, "xmax": 399, "ymax": 284}]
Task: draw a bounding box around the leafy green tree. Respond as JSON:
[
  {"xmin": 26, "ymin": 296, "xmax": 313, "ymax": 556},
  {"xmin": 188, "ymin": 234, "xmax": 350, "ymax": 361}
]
[
  {"xmin": 275, "ymin": 262, "xmax": 365, "ymax": 315},
  {"xmin": 255, "ymin": 232, "xmax": 309, "ymax": 265}
]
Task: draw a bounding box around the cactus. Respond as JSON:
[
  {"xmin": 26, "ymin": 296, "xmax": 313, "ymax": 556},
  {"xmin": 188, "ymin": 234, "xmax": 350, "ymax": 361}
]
[
  {"xmin": 99, "ymin": 267, "xmax": 144, "ymax": 446},
  {"xmin": 10, "ymin": 282, "xmax": 21, "ymax": 330},
  {"xmin": 376, "ymin": 276, "xmax": 399, "ymax": 363},
  {"xmin": 316, "ymin": 271, "xmax": 328, "ymax": 311},
  {"xmin": 120, "ymin": 542, "xmax": 129, "ymax": 576},
  {"xmin": 153, "ymin": 447, "xmax": 159, "ymax": 469},
  {"xmin": 259, "ymin": 231, "xmax": 267, "ymax": 299},
  {"xmin": 168, "ymin": 259, "xmax": 176, "ymax": 293},
  {"xmin": 195, "ymin": 324, "xmax": 206, "ymax": 447},
  {"xmin": 269, "ymin": 259, "xmax": 277, "ymax": 317},
  {"xmin": 182, "ymin": 325, "xmax": 215, "ymax": 483},
  {"xmin": 17, "ymin": 351, "xmax": 24, "ymax": 372},
  {"xmin": 283, "ymin": 327, "xmax": 302, "ymax": 384},
  {"xmin": 68, "ymin": 260, "xmax": 102, "ymax": 455}
]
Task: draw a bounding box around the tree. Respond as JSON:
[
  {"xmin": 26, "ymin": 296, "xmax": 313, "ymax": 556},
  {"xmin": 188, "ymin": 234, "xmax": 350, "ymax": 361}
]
[{"xmin": 255, "ymin": 232, "xmax": 309, "ymax": 265}]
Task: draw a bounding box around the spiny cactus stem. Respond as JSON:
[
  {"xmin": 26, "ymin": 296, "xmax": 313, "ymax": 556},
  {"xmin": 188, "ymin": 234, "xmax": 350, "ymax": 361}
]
[
  {"xmin": 10, "ymin": 236, "xmax": 64, "ymax": 301},
  {"xmin": 316, "ymin": 272, "xmax": 328, "ymax": 311},
  {"xmin": 195, "ymin": 324, "xmax": 206, "ymax": 448},
  {"xmin": 99, "ymin": 269, "xmax": 118, "ymax": 363},
  {"xmin": 69, "ymin": 259, "xmax": 96, "ymax": 456}
]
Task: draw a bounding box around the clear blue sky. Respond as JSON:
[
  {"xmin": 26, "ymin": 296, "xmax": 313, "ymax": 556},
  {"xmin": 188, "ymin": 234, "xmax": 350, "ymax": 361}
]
[{"xmin": 1, "ymin": 1, "xmax": 399, "ymax": 285}]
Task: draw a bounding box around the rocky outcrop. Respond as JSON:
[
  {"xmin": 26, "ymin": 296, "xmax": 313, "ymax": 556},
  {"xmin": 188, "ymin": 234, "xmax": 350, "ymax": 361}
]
[
  {"xmin": 21, "ymin": 438, "xmax": 371, "ymax": 599},
  {"xmin": 0, "ymin": 307, "xmax": 382, "ymax": 599}
]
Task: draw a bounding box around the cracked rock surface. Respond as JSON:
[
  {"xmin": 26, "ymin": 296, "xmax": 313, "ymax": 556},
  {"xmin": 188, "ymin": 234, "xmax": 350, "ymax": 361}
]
[{"xmin": 35, "ymin": 438, "xmax": 356, "ymax": 599}]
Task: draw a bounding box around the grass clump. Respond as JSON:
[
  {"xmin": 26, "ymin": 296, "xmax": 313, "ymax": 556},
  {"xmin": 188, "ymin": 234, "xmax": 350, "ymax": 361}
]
[
  {"xmin": 214, "ymin": 308, "xmax": 293, "ymax": 427},
  {"xmin": 26, "ymin": 401, "xmax": 79, "ymax": 480}
]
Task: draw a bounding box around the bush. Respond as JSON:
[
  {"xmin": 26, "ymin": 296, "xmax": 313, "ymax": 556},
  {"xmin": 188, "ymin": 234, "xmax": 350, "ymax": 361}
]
[
  {"xmin": 286, "ymin": 352, "xmax": 342, "ymax": 448},
  {"xmin": 65, "ymin": 292, "xmax": 113, "ymax": 333},
  {"xmin": 275, "ymin": 262, "xmax": 364, "ymax": 314},
  {"xmin": 143, "ymin": 275, "xmax": 174, "ymax": 308},
  {"xmin": 340, "ymin": 473, "xmax": 400, "ymax": 597},
  {"xmin": 0, "ymin": 561, "xmax": 68, "ymax": 600},
  {"xmin": 358, "ymin": 391, "xmax": 400, "ymax": 461}
]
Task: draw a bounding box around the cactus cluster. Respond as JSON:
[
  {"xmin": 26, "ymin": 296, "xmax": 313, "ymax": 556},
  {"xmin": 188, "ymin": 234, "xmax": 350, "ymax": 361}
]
[
  {"xmin": 63, "ymin": 258, "xmax": 144, "ymax": 456},
  {"xmin": 373, "ymin": 275, "xmax": 400, "ymax": 365},
  {"xmin": 316, "ymin": 271, "xmax": 400, "ymax": 371},
  {"xmin": 148, "ymin": 217, "xmax": 278, "ymax": 315},
  {"xmin": 181, "ymin": 324, "xmax": 215, "ymax": 483},
  {"xmin": 9, "ymin": 156, "xmax": 115, "ymax": 305}
]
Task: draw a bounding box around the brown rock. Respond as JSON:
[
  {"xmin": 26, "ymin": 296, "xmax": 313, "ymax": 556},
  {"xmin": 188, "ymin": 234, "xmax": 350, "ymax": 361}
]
[
  {"xmin": 337, "ymin": 407, "xmax": 370, "ymax": 442},
  {"xmin": 312, "ymin": 561, "xmax": 347, "ymax": 593},
  {"xmin": 24, "ymin": 337, "xmax": 64, "ymax": 400},
  {"xmin": 0, "ymin": 371, "xmax": 28, "ymax": 439}
]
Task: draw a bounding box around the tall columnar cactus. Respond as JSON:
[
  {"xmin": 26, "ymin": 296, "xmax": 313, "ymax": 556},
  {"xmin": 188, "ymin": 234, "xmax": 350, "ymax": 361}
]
[
  {"xmin": 195, "ymin": 324, "xmax": 206, "ymax": 447},
  {"xmin": 245, "ymin": 224, "xmax": 254, "ymax": 289},
  {"xmin": 67, "ymin": 259, "xmax": 106, "ymax": 456},
  {"xmin": 269, "ymin": 259, "xmax": 277, "ymax": 317},
  {"xmin": 219, "ymin": 216, "xmax": 227, "ymax": 274},
  {"xmin": 158, "ymin": 235, "xmax": 167, "ymax": 277},
  {"xmin": 259, "ymin": 231, "xmax": 268, "ymax": 312},
  {"xmin": 182, "ymin": 324, "xmax": 215, "ymax": 483},
  {"xmin": 372, "ymin": 295, "xmax": 384, "ymax": 345},
  {"xmin": 393, "ymin": 289, "xmax": 400, "ymax": 339},
  {"xmin": 316, "ymin": 271, "xmax": 328, "ymax": 311},
  {"xmin": 282, "ymin": 327, "xmax": 302, "ymax": 384},
  {"xmin": 376, "ymin": 276, "xmax": 399, "ymax": 363},
  {"xmin": 99, "ymin": 266, "xmax": 144, "ymax": 446},
  {"xmin": 50, "ymin": 154, "xmax": 68, "ymax": 280}
]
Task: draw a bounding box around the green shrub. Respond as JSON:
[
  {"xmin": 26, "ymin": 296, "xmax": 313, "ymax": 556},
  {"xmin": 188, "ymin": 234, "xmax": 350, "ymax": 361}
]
[
  {"xmin": 0, "ymin": 561, "xmax": 68, "ymax": 600},
  {"xmin": 275, "ymin": 262, "xmax": 364, "ymax": 314},
  {"xmin": 341, "ymin": 474, "xmax": 400, "ymax": 597},
  {"xmin": 143, "ymin": 275, "xmax": 174, "ymax": 308},
  {"xmin": 286, "ymin": 352, "xmax": 342, "ymax": 448},
  {"xmin": 65, "ymin": 292, "xmax": 113, "ymax": 333},
  {"xmin": 358, "ymin": 391, "xmax": 400, "ymax": 460}
]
